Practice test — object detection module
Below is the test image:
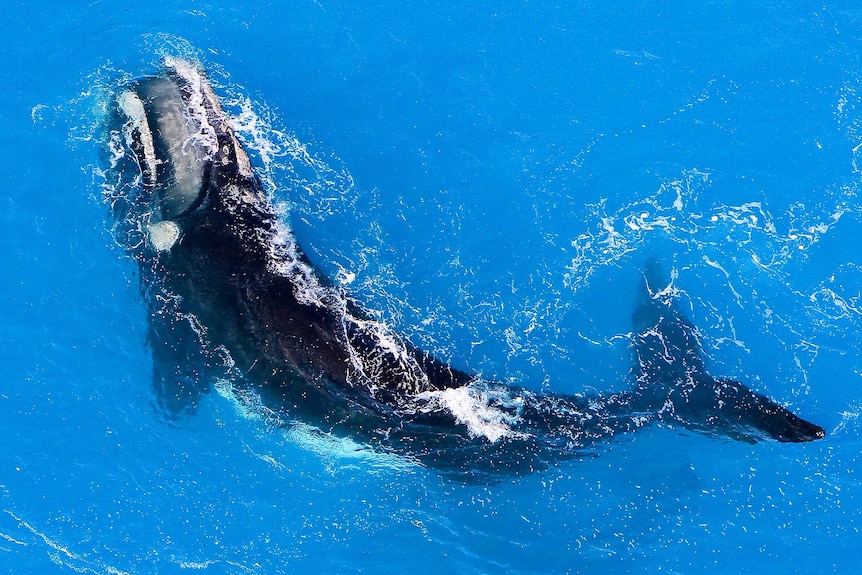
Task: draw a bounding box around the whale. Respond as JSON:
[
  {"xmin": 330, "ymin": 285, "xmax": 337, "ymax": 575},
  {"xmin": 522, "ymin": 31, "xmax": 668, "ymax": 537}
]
[{"xmin": 107, "ymin": 58, "xmax": 824, "ymax": 477}]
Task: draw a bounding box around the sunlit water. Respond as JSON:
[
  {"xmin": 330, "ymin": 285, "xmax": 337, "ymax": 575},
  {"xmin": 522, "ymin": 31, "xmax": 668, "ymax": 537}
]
[{"xmin": 2, "ymin": 2, "xmax": 862, "ymax": 573}]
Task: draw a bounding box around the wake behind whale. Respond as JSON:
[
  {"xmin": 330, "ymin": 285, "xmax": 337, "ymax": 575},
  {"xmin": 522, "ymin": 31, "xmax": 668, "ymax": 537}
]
[{"xmin": 103, "ymin": 58, "xmax": 823, "ymax": 477}]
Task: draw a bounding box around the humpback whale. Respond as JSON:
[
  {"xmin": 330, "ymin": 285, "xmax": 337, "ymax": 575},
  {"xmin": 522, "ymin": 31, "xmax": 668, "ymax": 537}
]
[{"xmin": 107, "ymin": 58, "xmax": 823, "ymax": 477}]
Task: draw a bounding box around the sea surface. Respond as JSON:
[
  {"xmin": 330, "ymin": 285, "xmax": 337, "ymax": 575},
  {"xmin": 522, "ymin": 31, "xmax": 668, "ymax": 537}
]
[{"xmin": 2, "ymin": 1, "xmax": 862, "ymax": 573}]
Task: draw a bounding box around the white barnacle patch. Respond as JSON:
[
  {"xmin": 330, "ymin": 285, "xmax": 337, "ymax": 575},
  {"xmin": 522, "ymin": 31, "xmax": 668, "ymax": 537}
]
[
  {"xmin": 148, "ymin": 220, "xmax": 181, "ymax": 251},
  {"xmin": 117, "ymin": 90, "xmax": 158, "ymax": 181}
]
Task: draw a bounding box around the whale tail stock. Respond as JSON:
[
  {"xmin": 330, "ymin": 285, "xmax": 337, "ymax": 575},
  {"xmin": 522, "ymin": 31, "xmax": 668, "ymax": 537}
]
[
  {"xmin": 629, "ymin": 257, "xmax": 825, "ymax": 443},
  {"xmin": 460, "ymin": 258, "xmax": 825, "ymax": 457}
]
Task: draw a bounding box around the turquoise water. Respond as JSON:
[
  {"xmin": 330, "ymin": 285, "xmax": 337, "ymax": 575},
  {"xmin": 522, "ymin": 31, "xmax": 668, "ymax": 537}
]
[{"xmin": 2, "ymin": 1, "xmax": 862, "ymax": 573}]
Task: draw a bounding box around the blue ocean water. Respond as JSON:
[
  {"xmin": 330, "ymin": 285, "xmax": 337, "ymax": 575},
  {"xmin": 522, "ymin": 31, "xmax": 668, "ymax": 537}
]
[{"xmin": 2, "ymin": 1, "xmax": 862, "ymax": 573}]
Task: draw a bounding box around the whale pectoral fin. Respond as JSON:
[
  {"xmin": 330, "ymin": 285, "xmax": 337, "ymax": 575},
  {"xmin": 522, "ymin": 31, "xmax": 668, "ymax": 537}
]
[
  {"xmin": 663, "ymin": 377, "xmax": 825, "ymax": 443},
  {"xmin": 147, "ymin": 306, "xmax": 213, "ymax": 419}
]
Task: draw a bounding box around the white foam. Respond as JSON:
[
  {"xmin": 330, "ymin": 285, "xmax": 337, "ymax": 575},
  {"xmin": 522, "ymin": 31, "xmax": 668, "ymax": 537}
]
[
  {"xmin": 416, "ymin": 383, "xmax": 527, "ymax": 442},
  {"xmin": 3, "ymin": 511, "xmax": 131, "ymax": 575},
  {"xmin": 336, "ymin": 268, "xmax": 356, "ymax": 285},
  {"xmin": 228, "ymin": 98, "xmax": 285, "ymax": 167},
  {"xmin": 163, "ymin": 56, "xmax": 219, "ymax": 160}
]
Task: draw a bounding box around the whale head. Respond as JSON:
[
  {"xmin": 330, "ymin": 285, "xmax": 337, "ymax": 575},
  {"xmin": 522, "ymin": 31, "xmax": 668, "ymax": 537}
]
[{"xmin": 115, "ymin": 57, "xmax": 257, "ymax": 252}]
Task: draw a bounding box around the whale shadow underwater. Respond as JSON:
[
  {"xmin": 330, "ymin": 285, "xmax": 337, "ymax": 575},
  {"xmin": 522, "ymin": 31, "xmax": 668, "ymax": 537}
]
[{"xmin": 104, "ymin": 58, "xmax": 824, "ymax": 479}]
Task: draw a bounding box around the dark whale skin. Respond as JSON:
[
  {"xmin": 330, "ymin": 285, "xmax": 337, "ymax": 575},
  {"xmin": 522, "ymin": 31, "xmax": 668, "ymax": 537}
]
[{"xmin": 109, "ymin": 58, "xmax": 824, "ymax": 478}]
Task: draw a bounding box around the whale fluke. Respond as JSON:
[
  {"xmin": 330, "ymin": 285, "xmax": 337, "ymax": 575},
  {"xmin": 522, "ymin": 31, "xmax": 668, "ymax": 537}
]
[{"xmin": 632, "ymin": 257, "xmax": 825, "ymax": 443}]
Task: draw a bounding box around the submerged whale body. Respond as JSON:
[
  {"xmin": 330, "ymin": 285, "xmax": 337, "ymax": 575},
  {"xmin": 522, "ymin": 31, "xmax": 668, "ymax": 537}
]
[{"xmin": 108, "ymin": 58, "xmax": 823, "ymax": 477}]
